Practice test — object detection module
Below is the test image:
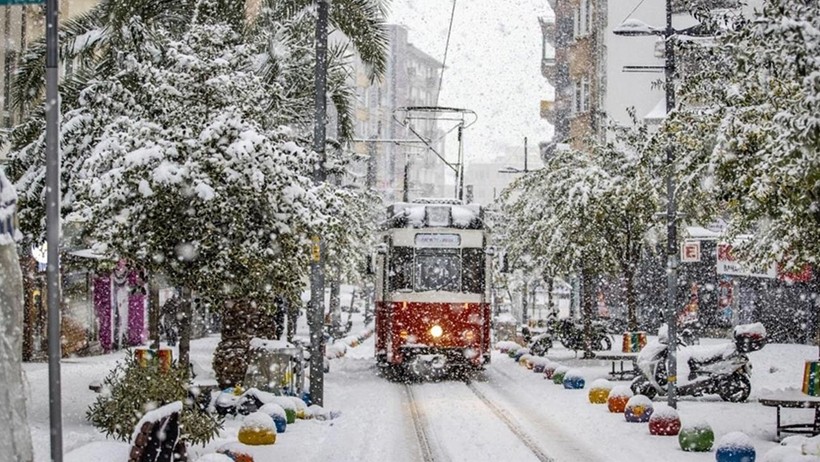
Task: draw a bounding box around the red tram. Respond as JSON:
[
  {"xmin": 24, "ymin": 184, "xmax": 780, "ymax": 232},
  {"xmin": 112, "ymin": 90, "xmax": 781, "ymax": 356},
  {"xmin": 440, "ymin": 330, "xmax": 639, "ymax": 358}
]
[{"xmin": 373, "ymin": 199, "xmax": 492, "ymax": 375}]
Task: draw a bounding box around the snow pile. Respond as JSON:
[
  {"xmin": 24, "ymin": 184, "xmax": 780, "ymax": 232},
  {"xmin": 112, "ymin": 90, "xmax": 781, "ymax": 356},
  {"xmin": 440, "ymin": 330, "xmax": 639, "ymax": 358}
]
[
  {"xmin": 258, "ymin": 403, "xmax": 287, "ymax": 419},
  {"xmin": 650, "ymin": 404, "xmax": 678, "ymax": 420},
  {"xmin": 681, "ymin": 419, "xmax": 712, "ymax": 432},
  {"xmin": 717, "ymin": 431, "xmax": 754, "ymax": 450},
  {"xmin": 564, "ymin": 369, "xmax": 584, "ymax": 380},
  {"xmin": 130, "ymin": 401, "xmax": 183, "ymax": 444},
  {"xmin": 589, "ymin": 379, "xmax": 614, "ymax": 390},
  {"xmin": 196, "ymin": 453, "xmax": 234, "ymax": 462},
  {"xmin": 249, "ymin": 338, "xmax": 295, "ymax": 351},
  {"xmin": 496, "ymin": 340, "xmax": 521, "ymax": 353},
  {"xmin": 626, "ymin": 394, "xmax": 653, "ymax": 409},
  {"xmin": 734, "ymin": 322, "xmax": 767, "ymax": 338},
  {"xmin": 242, "ymin": 411, "xmax": 275, "ymax": 431},
  {"xmin": 0, "ymin": 168, "xmax": 21, "ymax": 245},
  {"xmin": 326, "ymin": 341, "xmax": 347, "ymax": 359},
  {"xmin": 609, "ymin": 385, "xmax": 633, "ymax": 398}
]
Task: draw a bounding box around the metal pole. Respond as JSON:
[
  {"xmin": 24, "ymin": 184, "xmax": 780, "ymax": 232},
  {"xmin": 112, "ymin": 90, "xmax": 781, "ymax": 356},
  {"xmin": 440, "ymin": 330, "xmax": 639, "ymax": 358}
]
[
  {"xmin": 523, "ymin": 137, "xmax": 528, "ymax": 173},
  {"xmin": 309, "ymin": 0, "xmax": 328, "ymax": 407},
  {"xmin": 664, "ymin": 0, "xmax": 678, "ymax": 409},
  {"xmin": 45, "ymin": 0, "xmax": 63, "ymax": 458},
  {"xmin": 457, "ymin": 125, "xmax": 464, "ymax": 201}
]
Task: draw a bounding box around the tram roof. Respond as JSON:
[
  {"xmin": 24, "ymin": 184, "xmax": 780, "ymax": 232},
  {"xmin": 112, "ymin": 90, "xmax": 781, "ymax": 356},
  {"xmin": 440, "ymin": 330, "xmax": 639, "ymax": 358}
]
[{"xmin": 383, "ymin": 200, "xmax": 484, "ymax": 230}]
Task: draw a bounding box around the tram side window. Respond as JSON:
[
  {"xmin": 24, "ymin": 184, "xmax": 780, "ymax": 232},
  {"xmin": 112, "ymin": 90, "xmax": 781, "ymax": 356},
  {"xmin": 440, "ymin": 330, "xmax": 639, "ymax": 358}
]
[
  {"xmin": 389, "ymin": 247, "xmax": 414, "ymax": 291},
  {"xmin": 462, "ymin": 248, "xmax": 485, "ymax": 293}
]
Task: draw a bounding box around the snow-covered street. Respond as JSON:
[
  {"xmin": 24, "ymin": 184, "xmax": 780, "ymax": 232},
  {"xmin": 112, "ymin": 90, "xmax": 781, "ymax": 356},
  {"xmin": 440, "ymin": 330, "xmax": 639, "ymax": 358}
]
[{"xmin": 23, "ymin": 309, "xmax": 820, "ymax": 462}]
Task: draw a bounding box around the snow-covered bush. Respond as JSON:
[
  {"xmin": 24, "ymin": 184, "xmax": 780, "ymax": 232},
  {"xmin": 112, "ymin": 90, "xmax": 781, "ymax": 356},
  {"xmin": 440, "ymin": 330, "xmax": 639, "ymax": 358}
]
[{"xmin": 86, "ymin": 352, "xmax": 222, "ymax": 445}]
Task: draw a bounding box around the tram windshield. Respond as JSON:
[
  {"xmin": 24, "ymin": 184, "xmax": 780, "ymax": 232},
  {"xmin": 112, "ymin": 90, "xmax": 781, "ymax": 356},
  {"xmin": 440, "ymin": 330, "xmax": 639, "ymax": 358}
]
[{"xmin": 414, "ymin": 249, "xmax": 461, "ymax": 292}]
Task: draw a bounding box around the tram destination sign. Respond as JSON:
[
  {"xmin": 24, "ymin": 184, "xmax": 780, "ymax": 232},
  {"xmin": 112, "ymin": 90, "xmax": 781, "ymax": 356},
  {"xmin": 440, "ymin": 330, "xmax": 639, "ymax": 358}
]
[
  {"xmin": 415, "ymin": 233, "xmax": 461, "ymax": 248},
  {"xmin": 0, "ymin": 0, "xmax": 45, "ymax": 4}
]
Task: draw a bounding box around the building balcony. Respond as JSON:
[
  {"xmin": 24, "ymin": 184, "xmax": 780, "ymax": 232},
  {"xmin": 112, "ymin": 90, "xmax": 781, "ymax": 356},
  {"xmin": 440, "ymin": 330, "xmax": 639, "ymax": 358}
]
[
  {"xmin": 542, "ymin": 56, "xmax": 556, "ymax": 83},
  {"xmin": 540, "ymin": 99, "xmax": 555, "ymax": 125}
]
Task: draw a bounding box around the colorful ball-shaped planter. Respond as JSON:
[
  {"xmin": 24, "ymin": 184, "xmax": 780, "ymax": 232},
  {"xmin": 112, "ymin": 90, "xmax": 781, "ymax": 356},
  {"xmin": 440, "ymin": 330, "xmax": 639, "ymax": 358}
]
[
  {"xmin": 715, "ymin": 431, "xmax": 756, "ymax": 462},
  {"xmin": 507, "ymin": 346, "xmax": 520, "ymax": 358},
  {"xmin": 238, "ymin": 412, "xmax": 277, "ymax": 445},
  {"xmin": 648, "ymin": 405, "xmax": 681, "ymax": 435},
  {"xmin": 563, "ymin": 369, "xmax": 585, "ymax": 389},
  {"xmin": 588, "ymin": 379, "xmax": 614, "ymax": 404},
  {"xmin": 271, "ymin": 397, "xmax": 297, "ymax": 424},
  {"xmin": 513, "ymin": 348, "xmax": 531, "ymax": 362},
  {"xmin": 258, "ymin": 403, "xmax": 287, "ymax": 433},
  {"xmin": 552, "ymin": 366, "xmax": 570, "ymax": 385},
  {"xmin": 518, "ymin": 353, "xmax": 533, "ymax": 367},
  {"xmin": 532, "ymin": 358, "xmax": 549, "ymax": 373},
  {"xmin": 607, "ymin": 385, "xmax": 634, "ymax": 413},
  {"xmin": 543, "ymin": 363, "xmax": 558, "ymax": 379},
  {"xmin": 624, "ymin": 395, "xmax": 654, "ymax": 423},
  {"xmin": 678, "ymin": 421, "xmax": 714, "ymax": 452}
]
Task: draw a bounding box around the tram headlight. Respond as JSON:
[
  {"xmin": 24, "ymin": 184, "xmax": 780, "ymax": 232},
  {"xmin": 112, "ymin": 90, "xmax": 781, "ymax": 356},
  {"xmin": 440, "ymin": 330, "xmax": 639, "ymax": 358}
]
[{"xmin": 430, "ymin": 324, "xmax": 443, "ymax": 338}]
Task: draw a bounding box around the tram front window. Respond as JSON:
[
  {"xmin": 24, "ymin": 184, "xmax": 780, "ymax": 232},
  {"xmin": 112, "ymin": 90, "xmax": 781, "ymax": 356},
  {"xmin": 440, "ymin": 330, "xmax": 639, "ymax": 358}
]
[{"xmin": 415, "ymin": 249, "xmax": 461, "ymax": 292}]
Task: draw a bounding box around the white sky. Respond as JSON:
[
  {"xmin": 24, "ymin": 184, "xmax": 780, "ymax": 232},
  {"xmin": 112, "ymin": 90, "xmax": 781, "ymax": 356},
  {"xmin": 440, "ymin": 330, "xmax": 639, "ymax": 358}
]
[{"xmin": 387, "ymin": 0, "xmax": 555, "ymax": 163}]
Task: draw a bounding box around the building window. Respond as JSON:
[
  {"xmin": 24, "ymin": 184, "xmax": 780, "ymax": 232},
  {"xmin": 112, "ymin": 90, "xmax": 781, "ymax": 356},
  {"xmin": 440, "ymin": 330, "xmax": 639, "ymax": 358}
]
[
  {"xmin": 574, "ymin": 81, "xmax": 582, "ymax": 114},
  {"xmin": 572, "ymin": 76, "xmax": 591, "ymax": 115},
  {"xmin": 573, "ymin": 8, "xmax": 580, "ymax": 39},
  {"xmin": 584, "ymin": 0, "xmax": 592, "ymax": 35}
]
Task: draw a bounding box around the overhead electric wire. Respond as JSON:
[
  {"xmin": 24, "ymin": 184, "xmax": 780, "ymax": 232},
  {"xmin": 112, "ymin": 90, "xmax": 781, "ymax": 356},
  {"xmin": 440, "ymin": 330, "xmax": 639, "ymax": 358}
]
[
  {"xmin": 622, "ymin": 0, "xmax": 648, "ymax": 24},
  {"xmin": 434, "ymin": 0, "xmax": 457, "ymax": 106}
]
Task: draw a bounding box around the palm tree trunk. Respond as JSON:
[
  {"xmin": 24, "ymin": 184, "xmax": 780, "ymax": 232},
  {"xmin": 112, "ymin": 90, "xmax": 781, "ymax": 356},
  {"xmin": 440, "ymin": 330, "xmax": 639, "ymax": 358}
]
[
  {"xmin": 624, "ymin": 265, "xmax": 638, "ymax": 332},
  {"xmin": 149, "ymin": 273, "xmax": 161, "ymax": 350},
  {"xmin": 178, "ymin": 286, "xmax": 193, "ymax": 378},
  {"xmin": 582, "ymin": 266, "xmax": 595, "ymax": 359}
]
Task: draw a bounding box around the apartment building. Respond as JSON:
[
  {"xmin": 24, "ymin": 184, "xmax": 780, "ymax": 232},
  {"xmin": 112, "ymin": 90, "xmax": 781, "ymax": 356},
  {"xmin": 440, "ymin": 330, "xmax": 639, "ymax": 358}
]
[{"xmin": 347, "ymin": 24, "xmax": 447, "ymax": 204}]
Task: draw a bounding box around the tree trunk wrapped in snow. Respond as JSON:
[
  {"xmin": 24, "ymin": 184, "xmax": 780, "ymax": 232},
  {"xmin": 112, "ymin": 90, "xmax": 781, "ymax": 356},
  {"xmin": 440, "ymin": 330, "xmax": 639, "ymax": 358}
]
[{"xmin": 0, "ymin": 168, "xmax": 33, "ymax": 461}]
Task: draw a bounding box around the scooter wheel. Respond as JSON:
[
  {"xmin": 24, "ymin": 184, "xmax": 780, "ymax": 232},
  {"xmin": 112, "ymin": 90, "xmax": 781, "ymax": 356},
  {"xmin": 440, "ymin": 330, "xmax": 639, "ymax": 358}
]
[{"xmin": 718, "ymin": 373, "xmax": 751, "ymax": 402}]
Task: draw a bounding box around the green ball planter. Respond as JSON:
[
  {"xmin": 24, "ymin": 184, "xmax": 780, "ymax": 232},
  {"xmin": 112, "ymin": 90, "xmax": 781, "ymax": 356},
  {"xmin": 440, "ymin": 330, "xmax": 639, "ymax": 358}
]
[
  {"xmin": 678, "ymin": 425, "xmax": 714, "ymax": 452},
  {"xmin": 552, "ymin": 366, "xmax": 569, "ymax": 385}
]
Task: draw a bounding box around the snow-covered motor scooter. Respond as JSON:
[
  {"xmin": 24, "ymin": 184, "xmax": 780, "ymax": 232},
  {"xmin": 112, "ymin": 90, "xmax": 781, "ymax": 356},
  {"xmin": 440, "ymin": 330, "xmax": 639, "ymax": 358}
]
[{"xmin": 630, "ymin": 322, "xmax": 766, "ymax": 402}]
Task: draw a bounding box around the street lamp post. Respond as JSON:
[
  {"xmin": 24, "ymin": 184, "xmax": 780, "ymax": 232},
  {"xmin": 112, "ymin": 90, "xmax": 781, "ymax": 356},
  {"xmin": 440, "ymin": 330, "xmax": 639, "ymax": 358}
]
[
  {"xmin": 309, "ymin": 0, "xmax": 329, "ymax": 407},
  {"xmin": 614, "ymin": 0, "xmax": 679, "ymax": 408}
]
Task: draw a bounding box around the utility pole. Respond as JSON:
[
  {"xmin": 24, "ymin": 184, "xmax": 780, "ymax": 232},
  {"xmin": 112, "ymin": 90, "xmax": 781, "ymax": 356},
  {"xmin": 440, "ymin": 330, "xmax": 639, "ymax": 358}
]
[
  {"xmin": 309, "ymin": 0, "xmax": 329, "ymax": 407},
  {"xmin": 613, "ymin": 0, "xmax": 679, "ymax": 408},
  {"xmin": 44, "ymin": 0, "xmax": 63, "ymax": 458},
  {"xmin": 662, "ymin": 0, "xmax": 679, "ymax": 409}
]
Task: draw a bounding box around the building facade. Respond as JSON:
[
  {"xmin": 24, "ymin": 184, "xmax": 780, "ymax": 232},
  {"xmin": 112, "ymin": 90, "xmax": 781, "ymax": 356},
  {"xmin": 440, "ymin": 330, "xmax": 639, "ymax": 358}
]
[{"xmin": 347, "ymin": 25, "xmax": 447, "ymax": 203}]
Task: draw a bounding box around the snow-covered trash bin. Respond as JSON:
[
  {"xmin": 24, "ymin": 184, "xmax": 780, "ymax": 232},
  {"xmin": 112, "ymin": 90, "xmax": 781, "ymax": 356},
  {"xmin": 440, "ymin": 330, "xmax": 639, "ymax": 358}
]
[
  {"xmin": 678, "ymin": 420, "xmax": 714, "ymax": 452},
  {"xmin": 716, "ymin": 431, "xmax": 756, "ymax": 462},
  {"xmin": 238, "ymin": 412, "xmax": 277, "ymax": 445},
  {"xmin": 496, "ymin": 340, "xmax": 521, "ymax": 354}
]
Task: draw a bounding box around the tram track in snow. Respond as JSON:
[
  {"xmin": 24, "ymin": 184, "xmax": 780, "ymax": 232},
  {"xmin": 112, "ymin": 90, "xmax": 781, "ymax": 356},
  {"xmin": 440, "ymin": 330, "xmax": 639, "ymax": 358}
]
[
  {"xmin": 403, "ymin": 376, "xmax": 554, "ymax": 462},
  {"xmin": 405, "ymin": 383, "xmax": 443, "ymax": 462},
  {"xmin": 464, "ymin": 379, "xmax": 555, "ymax": 462}
]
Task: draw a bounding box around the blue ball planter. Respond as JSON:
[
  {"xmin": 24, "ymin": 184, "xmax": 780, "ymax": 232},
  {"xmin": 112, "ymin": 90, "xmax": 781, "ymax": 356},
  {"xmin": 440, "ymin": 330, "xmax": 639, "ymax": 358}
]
[
  {"xmin": 272, "ymin": 413, "xmax": 287, "ymax": 433},
  {"xmin": 563, "ymin": 376, "xmax": 585, "ymax": 389},
  {"xmin": 624, "ymin": 404, "xmax": 653, "ymax": 423},
  {"xmin": 513, "ymin": 350, "xmax": 529, "ymax": 361},
  {"xmin": 716, "ymin": 446, "xmax": 755, "ymax": 462}
]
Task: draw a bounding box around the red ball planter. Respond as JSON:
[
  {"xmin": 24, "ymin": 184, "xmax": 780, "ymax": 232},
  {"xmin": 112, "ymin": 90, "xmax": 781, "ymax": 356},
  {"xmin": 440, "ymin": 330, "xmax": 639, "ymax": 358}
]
[
  {"xmin": 649, "ymin": 413, "xmax": 681, "ymax": 435},
  {"xmin": 543, "ymin": 365, "xmax": 557, "ymax": 379}
]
